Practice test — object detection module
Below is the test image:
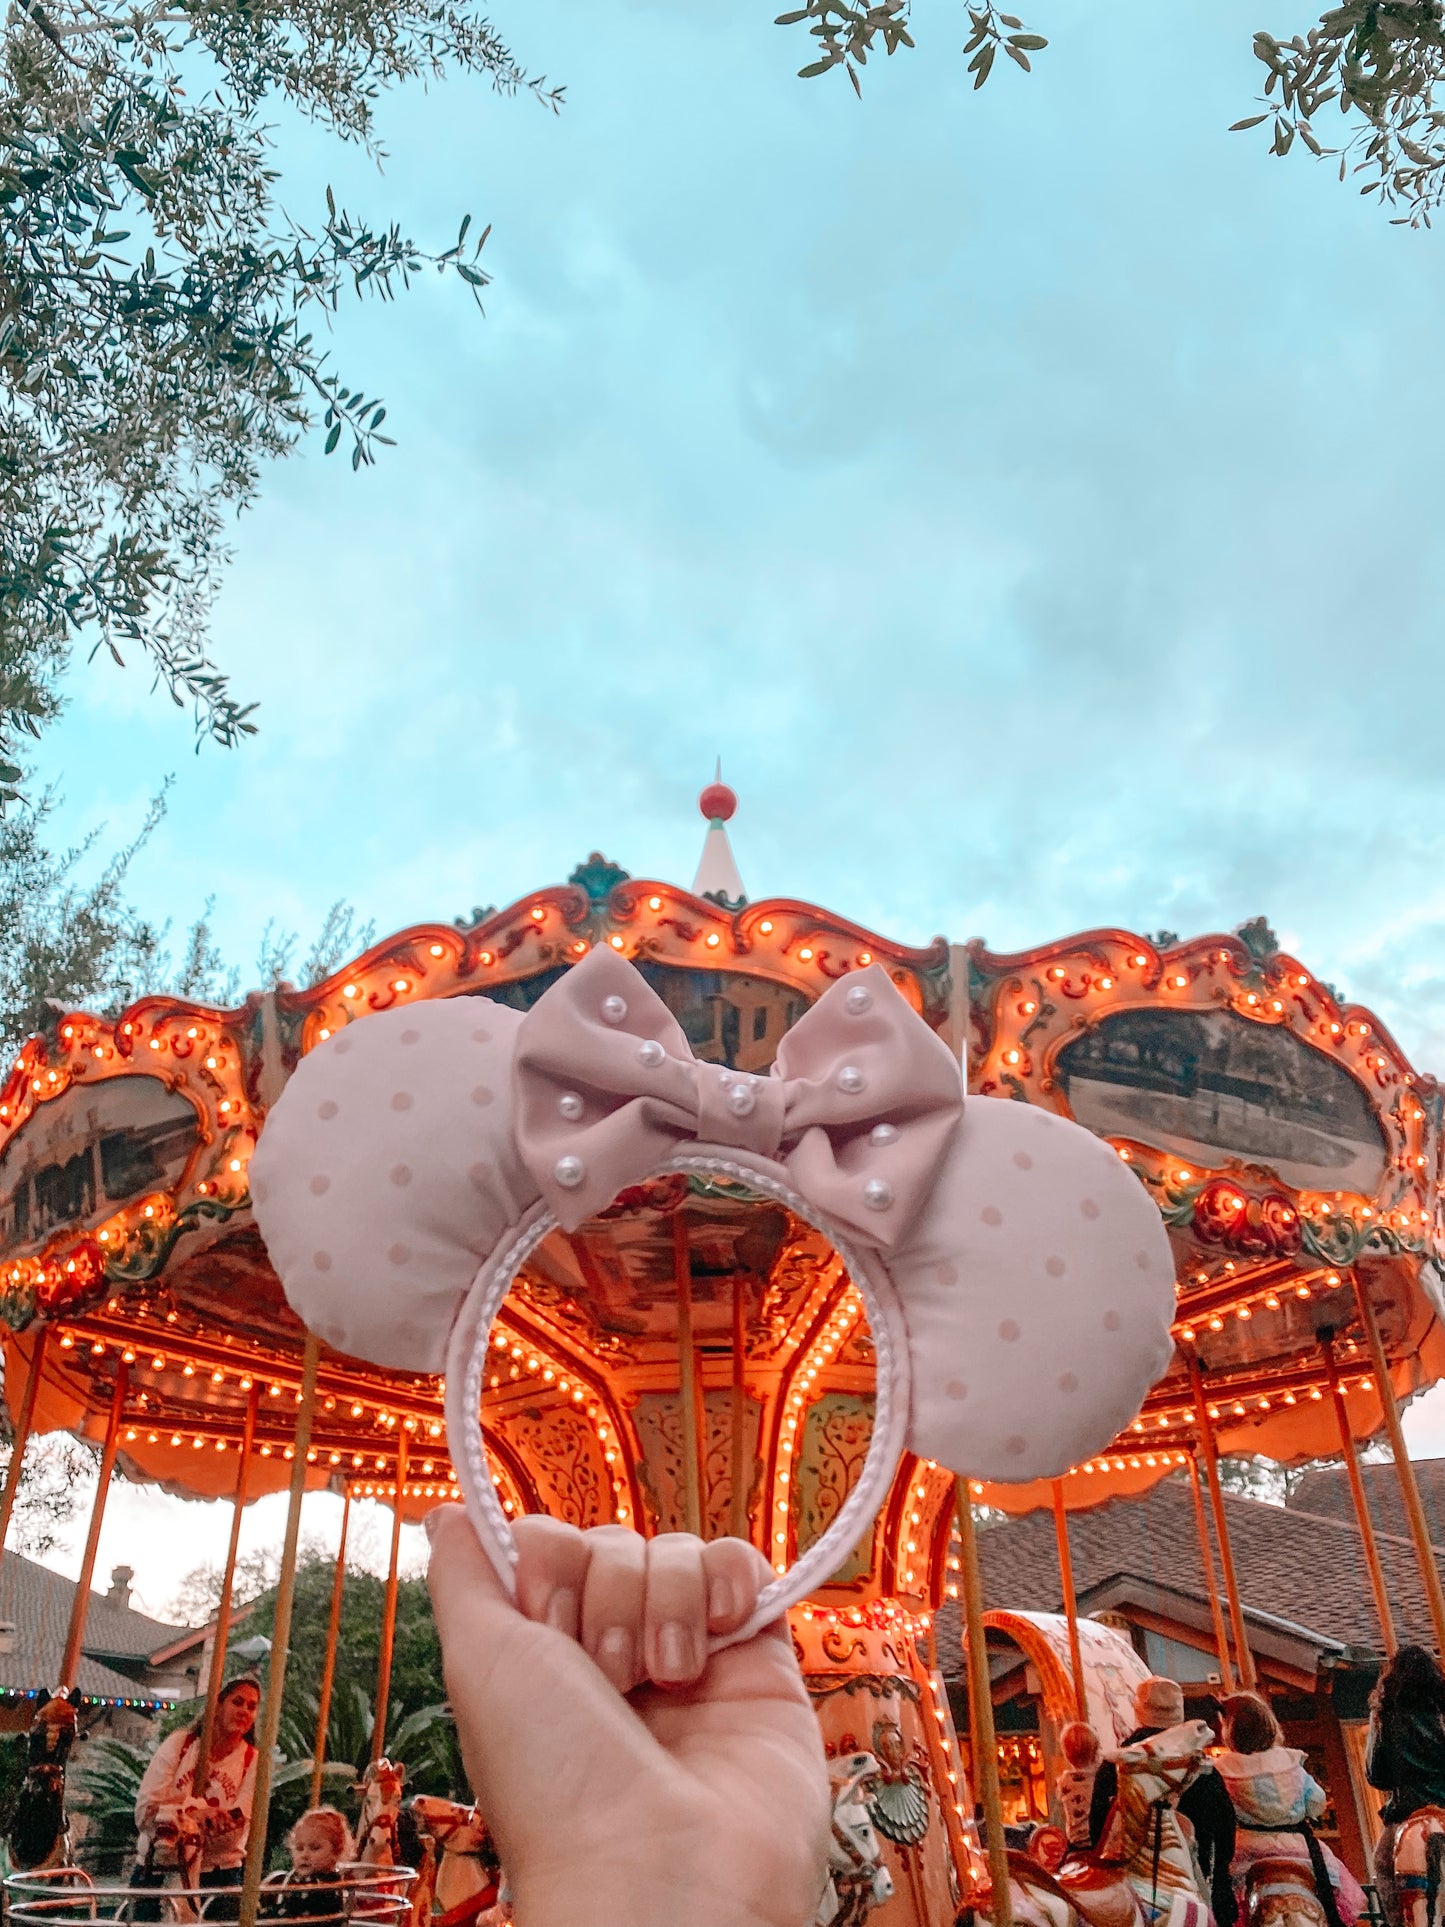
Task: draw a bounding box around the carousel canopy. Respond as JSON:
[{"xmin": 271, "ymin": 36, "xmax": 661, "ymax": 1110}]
[{"xmin": 0, "ymin": 826, "xmax": 1438, "ymax": 1608}]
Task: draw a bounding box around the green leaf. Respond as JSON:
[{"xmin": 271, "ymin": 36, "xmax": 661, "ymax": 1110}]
[
  {"xmin": 324, "ymin": 422, "xmax": 341, "ymax": 454},
  {"xmin": 1229, "ymin": 114, "xmax": 1270, "ymax": 129},
  {"xmin": 1007, "ymin": 34, "xmax": 1048, "ymax": 49}
]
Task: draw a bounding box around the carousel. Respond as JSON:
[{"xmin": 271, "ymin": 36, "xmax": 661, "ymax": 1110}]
[{"xmin": 0, "ymin": 782, "xmax": 1437, "ymax": 1927}]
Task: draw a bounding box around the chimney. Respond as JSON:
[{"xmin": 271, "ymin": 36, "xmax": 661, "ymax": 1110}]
[{"xmin": 107, "ymin": 1565, "xmax": 134, "ymax": 1609}]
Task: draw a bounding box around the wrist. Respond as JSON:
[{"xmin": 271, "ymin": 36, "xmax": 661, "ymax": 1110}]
[{"xmin": 511, "ymin": 1870, "xmax": 795, "ymax": 1927}]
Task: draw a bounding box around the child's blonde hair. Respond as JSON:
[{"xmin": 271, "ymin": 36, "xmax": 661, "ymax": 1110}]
[
  {"xmin": 1060, "ymin": 1721, "xmax": 1102, "ymax": 1769},
  {"xmin": 290, "ymin": 1807, "xmax": 354, "ymax": 1863}
]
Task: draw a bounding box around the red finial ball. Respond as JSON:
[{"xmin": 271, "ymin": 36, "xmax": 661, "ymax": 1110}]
[{"xmin": 699, "ymin": 780, "xmax": 737, "ymax": 823}]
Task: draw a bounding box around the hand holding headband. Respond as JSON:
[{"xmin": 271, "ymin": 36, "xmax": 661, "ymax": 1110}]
[{"xmin": 251, "ymin": 947, "xmax": 1176, "ymax": 1635}]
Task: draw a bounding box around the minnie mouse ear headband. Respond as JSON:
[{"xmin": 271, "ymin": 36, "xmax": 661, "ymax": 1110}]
[{"xmin": 250, "ymin": 948, "xmax": 1176, "ymax": 1646}]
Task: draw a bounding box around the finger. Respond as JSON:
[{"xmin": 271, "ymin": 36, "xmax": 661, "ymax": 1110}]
[
  {"xmin": 511, "ymin": 1513, "xmax": 590, "ymax": 1638},
  {"xmin": 424, "ymin": 1508, "xmax": 636, "ymax": 1814},
  {"xmin": 642, "ymin": 1532, "xmax": 708, "ymax": 1685},
  {"xmin": 578, "ymin": 1523, "xmax": 648, "ymax": 1693},
  {"xmin": 700, "ymin": 1536, "xmax": 771, "ymax": 1636}
]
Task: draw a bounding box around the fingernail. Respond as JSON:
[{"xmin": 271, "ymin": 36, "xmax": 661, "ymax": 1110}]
[
  {"xmin": 707, "ymin": 1576, "xmax": 737, "ymax": 1625},
  {"xmin": 423, "ymin": 1510, "xmax": 441, "ymax": 1545},
  {"xmin": 545, "ymin": 1587, "xmax": 579, "ymax": 1637},
  {"xmin": 656, "ymin": 1622, "xmax": 697, "ymax": 1681},
  {"xmin": 595, "ymin": 1627, "xmax": 633, "ymax": 1691}
]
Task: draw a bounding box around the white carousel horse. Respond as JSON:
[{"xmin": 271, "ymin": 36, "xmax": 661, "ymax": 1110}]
[
  {"xmin": 1394, "ymin": 1806, "xmax": 1445, "ymax": 1927},
  {"xmin": 1094, "ymin": 1720, "xmax": 1214, "ymax": 1927},
  {"xmin": 1007, "ymin": 1722, "xmax": 1214, "ymax": 1927},
  {"xmin": 356, "ymin": 1759, "xmax": 408, "ymax": 1868},
  {"xmin": 814, "ymin": 1751, "xmax": 895, "ymax": 1927},
  {"xmin": 404, "ymin": 1796, "xmax": 500, "ymax": 1927}
]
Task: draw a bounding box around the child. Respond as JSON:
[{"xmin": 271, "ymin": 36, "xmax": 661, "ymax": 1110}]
[
  {"xmin": 267, "ymin": 1807, "xmax": 353, "ymax": 1922},
  {"xmin": 1216, "ymin": 1692, "xmax": 1366, "ymax": 1926},
  {"xmin": 1057, "ymin": 1722, "xmax": 1102, "ymax": 1852}
]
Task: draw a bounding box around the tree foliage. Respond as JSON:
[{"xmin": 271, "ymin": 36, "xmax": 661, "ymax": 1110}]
[
  {"xmin": 0, "ymin": 0, "xmax": 561, "ymax": 803},
  {"xmin": 779, "ymin": 0, "xmax": 1445, "ymax": 224}
]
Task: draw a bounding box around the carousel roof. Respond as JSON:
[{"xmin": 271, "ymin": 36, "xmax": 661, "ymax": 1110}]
[{"xmin": 0, "ymin": 811, "xmax": 1439, "ymax": 1606}]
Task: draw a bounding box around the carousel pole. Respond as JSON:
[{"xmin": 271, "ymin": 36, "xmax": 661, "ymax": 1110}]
[
  {"xmin": 1186, "ymin": 1353, "xmax": 1257, "ymax": 1690},
  {"xmin": 955, "ymin": 1481, "xmax": 1013, "ymax": 1927},
  {"xmin": 239, "ymin": 1333, "xmax": 321, "ymax": 1927},
  {"xmin": 1351, "ymin": 1272, "xmax": 1445, "ymax": 1655},
  {"xmin": 192, "ymin": 1383, "xmax": 261, "ymax": 1792},
  {"xmin": 58, "ymin": 1361, "xmax": 129, "ymax": 1691},
  {"xmin": 1320, "ymin": 1334, "xmax": 1397, "ymax": 1656},
  {"xmin": 1050, "ymin": 1480, "xmax": 1088, "ymax": 1723},
  {"xmin": 0, "ymin": 1328, "xmax": 48, "ymax": 1557},
  {"xmin": 1184, "ymin": 1451, "xmax": 1236, "ymax": 1693},
  {"xmin": 729, "ymin": 1278, "xmax": 748, "ymax": 1541},
  {"xmin": 310, "ymin": 1486, "xmax": 352, "ymax": 1808},
  {"xmin": 672, "ymin": 1216, "xmax": 704, "ymax": 1537},
  {"xmin": 371, "ymin": 1430, "xmax": 409, "ymax": 1765}
]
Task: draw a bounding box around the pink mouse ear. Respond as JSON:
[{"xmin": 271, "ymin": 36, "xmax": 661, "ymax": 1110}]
[
  {"xmin": 249, "ymin": 997, "xmax": 538, "ymax": 1373},
  {"xmin": 890, "ymin": 1099, "xmax": 1176, "ymax": 1481}
]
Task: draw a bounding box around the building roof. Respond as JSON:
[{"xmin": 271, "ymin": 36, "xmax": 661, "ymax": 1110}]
[
  {"xmin": 1287, "ymin": 1458, "xmax": 1445, "ymax": 1550},
  {"xmin": 933, "ymin": 1470, "xmax": 1438, "ymax": 1683},
  {"xmin": 0, "ymin": 1550, "xmax": 190, "ymax": 1701}
]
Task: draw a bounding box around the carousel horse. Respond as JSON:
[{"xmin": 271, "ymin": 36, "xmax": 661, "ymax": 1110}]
[
  {"xmin": 8, "ymin": 1689, "xmax": 78, "ymax": 1871},
  {"xmin": 1009, "ymin": 1722, "xmax": 1215, "ymax": 1927},
  {"xmin": 815, "ymin": 1751, "xmax": 896, "ymax": 1927},
  {"xmin": 1092, "ymin": 1721, "xmax": 1215, "ymax": 1927},
  {"xmin": 355, "ymin": 1759, "xmax": 408, "ymax": 1868},
  {"xmin": 1393, "ymin": 1806, "xmax": 1445, "ymax": 1927},
  {"xmin": 1240, "ymin": 1858, "xmax": 1331, "ymax": 1927},
  {"xmin": 403, "ymin": 1796, "xmax": 500, "ymax": 1927}
]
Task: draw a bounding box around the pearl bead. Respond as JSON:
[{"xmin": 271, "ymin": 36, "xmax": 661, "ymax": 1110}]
[
  {"xmin": 727, "ymin": 1082, "xmax": 757, "ymax": 1118},
  {"xmin": 554, "ymin": 1155, "xmax": 586, "ymax": 1189},
  {"xmin": 845, "ymin": 984, "xmax": 873, "ymax": 1015},
  {"xmin": 835, "ymin": 1064, "xmax": 866, "ymax": 1095},
  {"xmin": 863, "ymin": 1178, "xmax": 894, "ymax": 1212},
  {"xmin": 600, "ymin": 995, "xmax": 628, "ymax": 1026},
  {"xmin": 557, "ymin": 1092, "xmax": 584, "ymax": 1121},
  {"xmin": 637, "ymin": 1039, "xmax": 665, "ymax": 1068},
  {"xmin": 870, "ymin": 1123, "xmax": 900, "ymax": 1147}
]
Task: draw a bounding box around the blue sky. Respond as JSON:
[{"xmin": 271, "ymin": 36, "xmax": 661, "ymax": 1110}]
[
  {"xmin": 36, "ymin": 0, "xmax": 1445, "ymax": 1073},
  {"xmin": 25, "ymin": 0, "xmax": 1445, "ymax": 1603}
]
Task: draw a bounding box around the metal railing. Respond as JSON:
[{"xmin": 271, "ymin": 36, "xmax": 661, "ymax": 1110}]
[{"xmin": 4, "ymin": 1864, "xmax": 416, "ymax": 1927}]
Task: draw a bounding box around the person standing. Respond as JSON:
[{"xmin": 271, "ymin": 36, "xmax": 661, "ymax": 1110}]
[
  {"xmin": 132, "ymin": 1674, "xmax": 261, "ymax": 1919},
  {"xmin": 1365, "ymin": 1645, "xmax": 1445, "ymax": 1927},
  {"xmin": 1088, "ymin": 1675, "xmax": 1238, "ymax": 1927}
]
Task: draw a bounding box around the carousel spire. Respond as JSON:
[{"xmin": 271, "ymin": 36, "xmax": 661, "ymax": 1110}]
[{"xmin": 692, "ymin": 759, "xmax": 746, "ymax": 907}]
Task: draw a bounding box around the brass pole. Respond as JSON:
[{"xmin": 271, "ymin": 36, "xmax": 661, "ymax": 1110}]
[
  {"xmin": 1352, "ymin": 1272, "xmax": 1445, "ymax": 1654},
  {"xmin": 192, "ymin": 1383, "xmax": 260, "ymax": 1793},
  {"xmin": 1050, "ymin": 1480, "xmax": 1087, "ymax": 1723},
  {"xmin": 673, "ymin": 1217, "xmax": 704, "ymax": 1537},
  {"xmin": 1187, "ymin": 1354, "xmax": 1256, "ymax": 1690},
  {"xmin": 59, "ymin": 1362, "xmax": 129, "ymax": 1691},
  {"xmin": 310, "ymin": 1487, "xmax": 352, "ymax": 1808},
  {"xmin": 372, "ymin": 1430, "xmax": 409, "ymax": 1765},
  {"xmin": 239, "ymin": 1333, "xmax": 321, "ymax": 1927},
  {"xmin": 1185, "ymin": 1451, "xmax": 1236, "ymax": 1693},
  {"xmin": 0, "ymin": 1329, "xmax": 49, "ymax": 1558},
  {"xmin": 956, "ymin": 1481, "xmax": 1013, "ymax": 1927},
  {"xmin": 1320, "ymin": 1335, "xmax": 1397, "ymax": 1656},
  {"xmin": 729, "ymin": 1277, "xmax": 748, "ymax": 1542}
]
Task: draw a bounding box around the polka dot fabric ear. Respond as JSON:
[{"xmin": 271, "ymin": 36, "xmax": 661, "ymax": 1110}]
[
  {"xmin": 892, "ymin": 1098, "xmax": 1176, "ymax": 1481},
  {"xmin": 250, "ymin": 997, "xmax": 539, "ymax": 1373}
]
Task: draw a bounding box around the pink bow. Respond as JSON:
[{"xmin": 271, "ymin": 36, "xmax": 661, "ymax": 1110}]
[{"xmin": 512, "ymin": 948, "xmax": 963, "ymax": 1247}]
